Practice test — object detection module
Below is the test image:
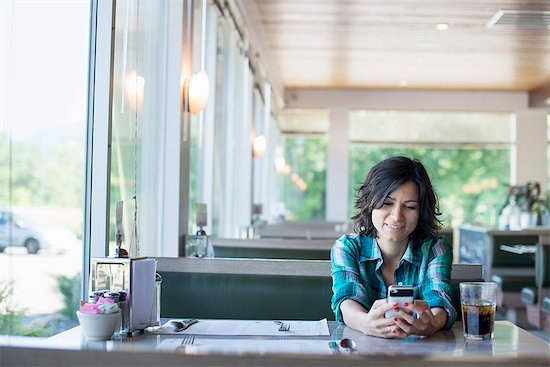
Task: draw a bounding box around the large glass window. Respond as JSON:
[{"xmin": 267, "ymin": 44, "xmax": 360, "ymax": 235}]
[
  {"xmin": 209, "ymin": 15, "xmax": 254, "ymax": 238},
  {"xmin": 0, "ymin": 1, "xmax": 89, "ymax": 336},
  {"xmin": 277, "ymin": 135, "xmax": 328, "ymax": 221},
  {"xmin": 276, "ymin": 110, "xmax": 329, "ymax": 221},
  {"xmin": 348, "ymin": 111, "xmax": 513, "ymax": 228},
  {"xmin": 108, "ymin": 0, "xmax": 170, "ymax": 257}
]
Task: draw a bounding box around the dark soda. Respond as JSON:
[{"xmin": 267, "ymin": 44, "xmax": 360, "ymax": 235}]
[{"xmin": 461, "ymin": 304, "xmax": 495, "ymax": 340}]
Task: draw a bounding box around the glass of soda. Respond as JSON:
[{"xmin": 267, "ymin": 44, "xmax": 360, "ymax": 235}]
[{"xmin": 459, "ymin": 282, "xmax": 497, "ymax": 340}]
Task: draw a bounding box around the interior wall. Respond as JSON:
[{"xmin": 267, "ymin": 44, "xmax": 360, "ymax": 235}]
[
  {"xmin": 326, "ymin": 108, "xmax": 349, "ymax": 222},
  {"xmin": 513, "ymin": 109, "xmax": 548, "ymax": 193}
]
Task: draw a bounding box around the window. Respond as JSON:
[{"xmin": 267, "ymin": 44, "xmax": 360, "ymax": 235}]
[
  {"xmin": 348, "ymin": 111, "xmax": 513, "ymax": 227},
  {"xmin": 276, "ymin": 110, "xmax": 329, "ymax": 221},
  {"xmin": 210, "ymin": 15, "xmax": 254, "ymax": 238},
  {"xmin": 0, "ymin": 1, "xmax": 89, "ymax": 336},
  {"xmin": 108, "ymin": 0, "xmax": 171, "ymax": 257}
]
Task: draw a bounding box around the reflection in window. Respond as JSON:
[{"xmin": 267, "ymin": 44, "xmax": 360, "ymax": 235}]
[
  {"xmin": 348, "ymin": 111, "xmax": 513, "ymax": 228},
  {"xmin": 109, "ymin": 1, "xmax": 169, "ymax": 256},
  {"xmin": 210, "ymin": 16, "xmax": 253, "ymax": 238}
]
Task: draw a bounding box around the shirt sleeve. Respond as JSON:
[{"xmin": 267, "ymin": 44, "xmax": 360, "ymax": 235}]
[
  {"xmin": 421, "ymin": 236, "xmax": 457, "ymax": 329},
  {"xmin": 330, "ymin": 236, "xmax": 371, "ymax": 322}
]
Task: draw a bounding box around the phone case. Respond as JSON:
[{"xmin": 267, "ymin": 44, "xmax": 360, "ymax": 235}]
[{"xmin": 385, "ymin": 285, "xmax": 414, "ymax": 318}]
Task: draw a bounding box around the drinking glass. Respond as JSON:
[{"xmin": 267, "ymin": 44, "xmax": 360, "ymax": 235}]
[
  {"xmin": 459, "ymin": 282, "xmax": 497, "ymax": 340},
  {"xmin": 185, "ymin": 235, "xmax": 207, "ymax": 257}
]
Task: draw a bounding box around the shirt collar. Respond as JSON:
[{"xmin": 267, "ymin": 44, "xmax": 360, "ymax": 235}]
[{"xmin": 359, "ymin": 235, "xmax": 422, "ymax": 267}]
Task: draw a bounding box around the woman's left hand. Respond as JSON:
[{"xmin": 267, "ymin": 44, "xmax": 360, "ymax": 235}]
[{"xmin": 391, "ymin": 300, "xmax": 446, "ymax": 337}]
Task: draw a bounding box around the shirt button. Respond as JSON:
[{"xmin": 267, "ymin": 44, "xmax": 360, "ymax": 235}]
[{"xmin": 398, "ymin": 282, "xmax": 403, "ymax": 286}]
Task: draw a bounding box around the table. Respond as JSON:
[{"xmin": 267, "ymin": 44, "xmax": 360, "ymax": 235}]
[{"xmin": 1, "ymin": 320, "xmax": 548, "ymax": 366}]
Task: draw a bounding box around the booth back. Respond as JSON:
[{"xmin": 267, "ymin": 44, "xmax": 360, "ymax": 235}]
[
  {"xmin": 157, "ymin": 258, "xmax": 482, "ymax": 322},
  {"xmin": 157, "ymin": 258, "xmax": 333, "ymax": 320}
]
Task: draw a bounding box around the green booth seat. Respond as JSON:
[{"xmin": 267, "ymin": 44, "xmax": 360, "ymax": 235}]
[{"xmin": 155, "ymin": 257, "xmax": 482, "ymax": 323}]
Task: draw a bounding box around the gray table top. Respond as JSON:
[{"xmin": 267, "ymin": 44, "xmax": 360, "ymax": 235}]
[
  {"xmin": 44, "ymin": 320, "xmax": 548, "ymax": 356},
  {"xmin": 2, "ymin": 320, "xmax": 548, "ymax": 366}
]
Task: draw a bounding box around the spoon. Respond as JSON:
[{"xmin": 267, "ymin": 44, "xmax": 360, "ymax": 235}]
[
  {"xmin": 170, "ymin": 318, "xmax": 198, "ymax": 332},
  {"xmin": 339, "ymin": 338, "xmax": 357, "ymax": 352}
]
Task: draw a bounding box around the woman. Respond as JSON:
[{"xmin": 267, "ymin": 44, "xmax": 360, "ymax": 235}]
[{"xmin": 331, "ymin": 156, "xmax": 456, "ymax": 338}]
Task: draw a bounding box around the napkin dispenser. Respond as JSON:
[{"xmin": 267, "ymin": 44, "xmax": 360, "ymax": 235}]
[{"xmin": 90, "ymin": 257, "xmax": 157, "ymax": 334}]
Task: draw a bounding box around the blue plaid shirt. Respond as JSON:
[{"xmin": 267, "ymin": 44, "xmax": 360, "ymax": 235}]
[{"xmin": 331, "ymin": 234, "xmax": 456, "ymax": 329}]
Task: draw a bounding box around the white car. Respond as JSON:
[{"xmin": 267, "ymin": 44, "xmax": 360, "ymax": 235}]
[{"xmin": 0, "ymin": 209, "xmax": 78, "ymax": 254}]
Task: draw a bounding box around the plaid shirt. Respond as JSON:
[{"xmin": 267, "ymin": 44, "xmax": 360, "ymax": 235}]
[{"xmin": 331, "ymin": 234, "xmax": 457, "ymax": 329}]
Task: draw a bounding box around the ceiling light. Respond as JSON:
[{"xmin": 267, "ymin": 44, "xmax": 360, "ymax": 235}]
[{"xmin": 436, "ymin": 23, "xmax": 449, "ymax": 30}]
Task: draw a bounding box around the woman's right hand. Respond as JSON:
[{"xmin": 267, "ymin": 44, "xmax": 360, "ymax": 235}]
[{"xmin": 341, "ymin": 299, "xmax": 409, "ymax": 338}]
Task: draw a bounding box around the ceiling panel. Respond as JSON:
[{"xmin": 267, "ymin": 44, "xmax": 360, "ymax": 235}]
[{"xmin": 253, "ymin": 0, "xmax": 550, "ymax": 91}]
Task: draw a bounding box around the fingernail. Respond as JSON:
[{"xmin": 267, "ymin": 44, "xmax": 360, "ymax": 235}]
[
  {"xmin": 409, "ymin": 311, "xmax": 413, "ymax": 316},
  {"xmin": 392, "ymin": 330, "xmax": 396, "ymax": 334},
  {"xmin": 404, "ymin": 302, "xmax": 409, "ymax": 307},
  {"xmin": 395, "ymin": 308, "xmax": 400, "ymax": 312},
  {"xmin": 392, "ymin": 302, "xmax": 398, "ymax": 307},
  {"xmin": 393, "ymin": 317, "xmax": 398, "ymax": 322}
]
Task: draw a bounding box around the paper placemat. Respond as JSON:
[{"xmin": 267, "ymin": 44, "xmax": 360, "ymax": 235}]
[
  {"xmin": 157, "ymin": 337, "xmax": 332, "ymax": 355},
  {"xmin": 153, "ymin": 319, "xmax": 330, "ymax": 336}
]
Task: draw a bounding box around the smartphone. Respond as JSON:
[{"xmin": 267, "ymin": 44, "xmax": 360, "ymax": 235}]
[{"xmin": 385, "ymin": 285, "xmax": 414, "ymax": 318}]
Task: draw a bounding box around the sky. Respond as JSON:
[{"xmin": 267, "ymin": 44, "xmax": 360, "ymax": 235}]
[{"xmin": 0, "ymin": 0, "xmax": 90, "ymax": 143}]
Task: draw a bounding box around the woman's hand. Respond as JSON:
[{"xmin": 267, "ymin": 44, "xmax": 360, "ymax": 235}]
[
  {"xmin": 391, "ymin": 300, "xmax": 447, "ymax": 337},
  {"xmin": 341, "ymin": 299, "xmax": 409, "ymax": 338}
]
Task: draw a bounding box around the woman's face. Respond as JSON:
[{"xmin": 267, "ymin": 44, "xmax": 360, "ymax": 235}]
[{"xmin": 371, "ymin": 180, "xmax": 420, "ymax": 247}]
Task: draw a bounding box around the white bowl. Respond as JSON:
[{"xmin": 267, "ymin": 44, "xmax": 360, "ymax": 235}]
[{"xmin": 76, "ymin": 310, "xmax": 121, "ymax": 341}]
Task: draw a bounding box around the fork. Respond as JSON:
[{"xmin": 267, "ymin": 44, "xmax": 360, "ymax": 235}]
[
  {"xmin": 175, "ymin": 334, "xmax": 195, "ymax": 352},
  {"xmin": 180, "ymin": 334, "xmax": 195, "ymax": 345}
]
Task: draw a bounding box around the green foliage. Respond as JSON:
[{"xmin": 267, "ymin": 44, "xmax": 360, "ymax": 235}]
[
  {"xmin": 277, "ymin": 133, "xmax": 512, "ymax": 226},
  {"xmin": 0, "ymin": 281, "xmax": 48, "ymax": 337},
  {"xmin": 349, "ymin": 146, "xmax": 510, "ymax": 227},
  {"xmin": 0, "ymin": 133, "xmax": 84, "ymax": 209},
  {"xmin": 55, "ymin": 273, "xmax": 81, "ymax": 321},
  {"xmin": 278, "ymin": 135, "xmax": 327, "ymax": 220},
  {"xmin": 0, "ymin": 132, "xmax": 84, "ymax": 239},
  {"xmin": 0, "ymin": 281, "xmax": 19, "ymax": 335}
]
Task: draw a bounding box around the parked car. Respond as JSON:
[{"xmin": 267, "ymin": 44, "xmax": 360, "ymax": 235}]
[{"xmin": 0, "ymin": 209, "xmax": 78, "ymax": 254}]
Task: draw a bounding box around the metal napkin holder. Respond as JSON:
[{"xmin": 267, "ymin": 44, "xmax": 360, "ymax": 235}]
[{"xmin": 90, "ymin": 257, "xmax": 157, "ymax": 335}]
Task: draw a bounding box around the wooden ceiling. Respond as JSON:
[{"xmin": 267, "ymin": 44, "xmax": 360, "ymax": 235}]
[{"xmin": 252, "ymin": 0, "xmax": 550, "ymax": 92}]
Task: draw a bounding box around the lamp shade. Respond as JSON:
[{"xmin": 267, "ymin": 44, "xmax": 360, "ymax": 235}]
[{"xmin": 188, "ymin": 70, "xmax": 209, "ymax": 115}]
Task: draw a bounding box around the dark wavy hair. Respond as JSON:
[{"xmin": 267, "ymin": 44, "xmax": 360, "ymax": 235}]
[{"xmin": 351, "ymin": 156, "xmax": 442, "ymax": 241}]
